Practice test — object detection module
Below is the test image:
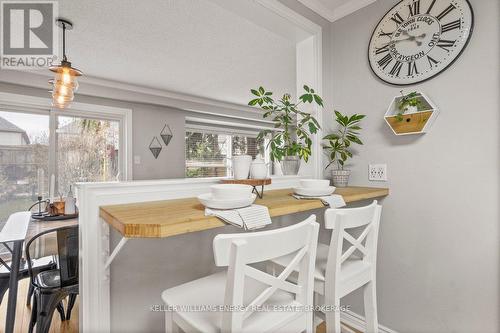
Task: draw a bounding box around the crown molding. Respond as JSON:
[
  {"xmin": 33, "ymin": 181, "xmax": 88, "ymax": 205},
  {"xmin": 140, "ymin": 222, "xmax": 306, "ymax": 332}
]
[{"xmin": 297, "ymin": 0, "xmax": 377, "ymax": 22}]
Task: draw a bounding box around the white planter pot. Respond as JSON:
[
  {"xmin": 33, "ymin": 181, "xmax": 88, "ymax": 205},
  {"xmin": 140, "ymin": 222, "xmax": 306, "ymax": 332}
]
[
  {"xmin": 281, "ymin": 156, "xmax": 300, "ymax": 175},
  {"xmin": 332, "ymin": 169, "xmax": 351, "ymax": 187}
]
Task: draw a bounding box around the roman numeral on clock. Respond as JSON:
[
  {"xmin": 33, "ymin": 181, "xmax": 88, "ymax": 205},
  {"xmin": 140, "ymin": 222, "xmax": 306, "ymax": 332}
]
[
  {"xmin": 375, "ymin": 44, "xmax": 390, "ymax": 54},
  {"xmin": 426, "ymin": 0, "xmax": 437, "ymax": 14},
  {"xmin": 408, "ymin": 0, "xmax": 420, "ymax": 17},
  {"xmin": 408, "ymin": 61, "xmax": 419, "ymax": 76},
  {"xmin": 436, "ymin": 4, "xmax": 456, "ymax": 21},
  {"xmin": 378, "ymin": 53, "xmax": 393, "ymax": 69},
  {"xmin": 441, "ymin": 19, "xmax": 461, "ymax": 33},
  {"xmin": 379, "ymin": 30, "xmax": 393, "ymax": 38},
  {"xmin": 390, "ymin": 12, "xmax": 405, "ymax": 25},
  {"xmin": 436, "ymin": 39, "xmax": 456, "ymax": 51},
  {"xmin": 389, "ymin": 61, "xmax": 403, "ymax": 76},
  {"xmin": 427, "ymin": 55, "xmax": 439, "ymax": 67}
]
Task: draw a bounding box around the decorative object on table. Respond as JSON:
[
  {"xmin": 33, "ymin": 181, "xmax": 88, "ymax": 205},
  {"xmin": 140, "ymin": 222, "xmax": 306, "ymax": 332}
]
[
  {"xmin": 249, "ymin": 155, "xmax": 269, "ymax": 180},
  {"xmin": 52, "ymin": 200, "xmax": 66, "ymax": 215},
  {"xmin": 65, "ymin": 185, "xmax": 76, "ymax": 215},
  {"xmin": 197, "ymin": 184, "xmax": 256, "ymax": 210},
  {"xmin": 248, "ymin": 85, "xmax": 323, "ymax": 175},
  {"xmin": 323, "ymin": 111, "xmax": 365, "ymax": 187},
  {"xmin": 205, "ymin": 204, "xmax": 271, "ymax": 230},
  {"xmin": 221, "ymin": 178, "xmax": 272, "ymax": 199},
  {"xmin": 385, "ymin": 91, "xmax": 439, "ymax": 135},
  {"xmin": 149, "ymin": 136, "xmax": 162, "ymax": 159},
  {"xmin": 30, "ymin": 197, "xmax": 49, "ymax": 219},
  {"xmin": 232, "ymin": 155, "xmax": 252, "ymax": 180},
  {"xmin": 160, "ymin": 124, "xmax": 173, "ymax": 146},
  {"xmin": 49, "ymin": 19, "xmax": 83, "ymax": 109},
  {"xmin": 293, "ymin": 179, "xmax": 336, "ymax": 197},
  {"xmin": 368, "ymin": 0, "xmax": 473, "ymax": 86}
]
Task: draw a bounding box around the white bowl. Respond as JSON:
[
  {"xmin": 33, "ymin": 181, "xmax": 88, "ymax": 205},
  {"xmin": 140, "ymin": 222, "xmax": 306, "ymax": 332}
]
[
  {"xmin": 294, "ymin": 186, "xmax": 336, "ymax": 197},
  {"xmin": 300, "ymin": 179, "xmax": 330, "ymax": 189},
  {"xmin": 198, "ymin": 193, "xmax": 256, "ymax": 210},
  {"xmin": 210, "ymin": 184, "xmax": 253, "ymax": 200}
]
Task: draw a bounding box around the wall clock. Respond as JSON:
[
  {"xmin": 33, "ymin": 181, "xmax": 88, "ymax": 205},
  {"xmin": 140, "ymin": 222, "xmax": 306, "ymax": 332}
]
[{"xmin": 368, "ymin": 0, "xmax": 473, "ymax": 85}]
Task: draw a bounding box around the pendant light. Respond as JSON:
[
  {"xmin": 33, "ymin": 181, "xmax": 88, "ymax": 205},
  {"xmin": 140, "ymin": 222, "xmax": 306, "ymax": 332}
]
[{"xmin": 49, "ymin": 19, "xmax": 82, "ymax": 109}]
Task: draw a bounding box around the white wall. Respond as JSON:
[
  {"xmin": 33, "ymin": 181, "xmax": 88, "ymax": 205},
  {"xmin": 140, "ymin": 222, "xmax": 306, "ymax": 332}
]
[{"xmin": 328, "ymin": 0, "xmax": 499, "ymax": 332}]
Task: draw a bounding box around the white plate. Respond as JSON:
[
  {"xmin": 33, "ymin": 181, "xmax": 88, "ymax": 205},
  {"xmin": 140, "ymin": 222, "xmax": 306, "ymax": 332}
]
[
  {"xmin": 197, "ymin": 193, "xmax": 257, "ymax": 210},
  {"xmin": 293, "ymin": 186, "xmax": 335, "ymax": 197}
]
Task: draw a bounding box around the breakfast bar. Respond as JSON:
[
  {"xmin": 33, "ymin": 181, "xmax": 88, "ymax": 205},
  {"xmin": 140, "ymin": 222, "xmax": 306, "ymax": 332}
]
[
  {"xmin": 99, "ymin": 187, "xmax": 389, "ymax": 238},
  {"xmin": 77, "ymin": 179, "xmax": 389, "ymax": 332}
]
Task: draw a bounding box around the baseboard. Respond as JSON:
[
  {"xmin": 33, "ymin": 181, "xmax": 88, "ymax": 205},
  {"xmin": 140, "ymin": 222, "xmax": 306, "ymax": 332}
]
[{"xmin": 340, "ymin": 310, "xmax": 399, "ymax": 333}]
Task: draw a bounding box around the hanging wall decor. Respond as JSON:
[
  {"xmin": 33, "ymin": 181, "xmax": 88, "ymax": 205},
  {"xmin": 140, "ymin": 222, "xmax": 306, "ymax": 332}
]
[
  {"xmin": 384, "ymin": 91, "xmax": 439, "ymax": 135},
  {"xmin": 149, "ymin": 137, "xmax": 162, "ymax": 159},
  {"xmin": 160, "ymin": 124, "xmax": 173, "ymax": 146}
]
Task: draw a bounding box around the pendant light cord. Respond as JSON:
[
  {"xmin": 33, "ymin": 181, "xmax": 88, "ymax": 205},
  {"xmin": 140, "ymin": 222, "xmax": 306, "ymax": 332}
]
[{"xmin": 62, "ymin": 22, "xmax": 67, "ymax": 62}]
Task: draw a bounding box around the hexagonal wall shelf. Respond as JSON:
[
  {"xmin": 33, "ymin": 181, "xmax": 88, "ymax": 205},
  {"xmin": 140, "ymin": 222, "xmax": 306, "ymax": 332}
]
[{"xmin": 384, "ymin": 92, "xmax": 439, "ymax": 136}]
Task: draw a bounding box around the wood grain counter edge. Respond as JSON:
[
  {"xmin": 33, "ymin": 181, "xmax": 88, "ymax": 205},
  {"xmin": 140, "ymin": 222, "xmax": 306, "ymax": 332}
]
[{"xmin": 99, "ymin": 187, "xmax": 388, "ymax": 238}]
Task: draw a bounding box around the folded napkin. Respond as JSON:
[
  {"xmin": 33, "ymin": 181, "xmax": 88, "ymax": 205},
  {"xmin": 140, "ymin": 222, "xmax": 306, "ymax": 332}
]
[
  {"xmin": 205, "ymin": 204, "xmax": 272, "ymax": 230},
  {"xmin": 293, "ymin": 194, "xmax": 346, "ymax": 208}
]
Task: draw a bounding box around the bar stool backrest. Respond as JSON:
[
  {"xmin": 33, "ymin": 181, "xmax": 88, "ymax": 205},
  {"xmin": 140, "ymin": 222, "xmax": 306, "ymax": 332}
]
[
  {"xmin": 26, "ymin": 225, "xmax": 79, "ymax": 288},
  {"xmin": 212, "ymin": 215, "xmax": 319, "ymax": 332}
]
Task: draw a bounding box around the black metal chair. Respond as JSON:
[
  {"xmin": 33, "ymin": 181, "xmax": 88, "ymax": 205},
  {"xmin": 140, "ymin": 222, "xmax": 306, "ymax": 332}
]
[{"xmin": 26, "ymin": 225, "xmax": 79, "ymax": 333}]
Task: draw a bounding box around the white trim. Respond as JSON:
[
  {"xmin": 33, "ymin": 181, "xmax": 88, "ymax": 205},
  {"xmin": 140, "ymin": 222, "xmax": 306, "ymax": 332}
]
[
  {"xmin": 297, "ymin": 0, "xmax": 377, "ymax": 22},
  {"xmin": 0, "ymin": 91, "xmax": 133, "ymax": 181},
  {"xmin": 185, "ymin": 116, "xmax": 275, "ymax": 132},
  {"xmin": 256, "ymin": 0, "xmax": 322, "ymax": 35},
  {"xmin": 340, "ymin": 310, "xmax": 400, "ymax": 333},
  {"xmin": 254, "ymin": 0, "xmax": 323, "ymax": 179}
]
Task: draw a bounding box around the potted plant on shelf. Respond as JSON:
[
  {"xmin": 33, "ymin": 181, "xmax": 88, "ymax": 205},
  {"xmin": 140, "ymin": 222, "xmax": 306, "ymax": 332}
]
[
  {"xmin": 248, "ymin": 85, "xmax": 323, "ymax": 175},
  {"xmin": 396, "ymin": 90, "xmax": 422, "ymax": 121},
  {"xmin": 323, "ymin": 111, "xmax": 365, "ymax": 187}
]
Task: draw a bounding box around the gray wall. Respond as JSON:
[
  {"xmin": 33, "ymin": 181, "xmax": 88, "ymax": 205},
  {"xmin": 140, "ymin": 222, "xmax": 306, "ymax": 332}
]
[
  {"xmin": 0, "ymin": 82, "xmax": 186, "ymax": 180},
  {"xmin": 328, "ymin": 0, "xmax": 499, "ymax": 332}
]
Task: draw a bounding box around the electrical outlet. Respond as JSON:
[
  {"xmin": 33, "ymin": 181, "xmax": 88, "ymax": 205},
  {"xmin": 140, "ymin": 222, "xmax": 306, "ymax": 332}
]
[{"xmin": 369, "ymin": 164, "xmax": 387, "ymax": 181}]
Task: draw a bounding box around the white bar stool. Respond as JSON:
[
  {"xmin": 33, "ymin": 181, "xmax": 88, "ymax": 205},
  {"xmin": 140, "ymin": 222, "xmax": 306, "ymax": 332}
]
[
  {"xmin": 270, "ymin": 201, "xmax": 382, "ymax": 333},
  {"xmin": 161, "ymin": 215, "xmax": 319, "ymax": 333}
]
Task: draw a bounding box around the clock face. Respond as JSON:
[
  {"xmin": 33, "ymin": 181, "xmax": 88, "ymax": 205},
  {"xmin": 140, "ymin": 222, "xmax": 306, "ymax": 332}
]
[{"xmin": 368, "ymin": 0, "xmax": 473, "ymax": 85}]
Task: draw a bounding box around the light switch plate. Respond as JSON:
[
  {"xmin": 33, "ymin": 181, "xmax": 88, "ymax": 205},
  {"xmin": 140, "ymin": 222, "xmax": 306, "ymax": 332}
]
[
  {"xmin": 134, "ymin": 155, "xmax": 141, "ymax": 165},
  {"xmin": 369, "ymin": 164, "xmax": 387, "ymax": 181}
]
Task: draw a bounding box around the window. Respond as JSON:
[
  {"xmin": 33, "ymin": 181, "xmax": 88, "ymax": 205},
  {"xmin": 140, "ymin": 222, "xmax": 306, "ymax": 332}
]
[
  {"xmin": 0, "ymin": 109, "xmax": 124, "ymax": 223},
  {"xmin": 185, "ymin": 129, "xmax": 265, "ymax": 178}
]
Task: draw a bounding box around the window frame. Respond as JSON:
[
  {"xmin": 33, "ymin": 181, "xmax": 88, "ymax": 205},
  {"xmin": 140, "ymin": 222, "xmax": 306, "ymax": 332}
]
[
  {"xmin": 185, "ymin": 125, "xmax": 270, "ymax": 178},
  {"xmin": 0, "ymin": 92, "xmax": 133, "ymax": 187}
]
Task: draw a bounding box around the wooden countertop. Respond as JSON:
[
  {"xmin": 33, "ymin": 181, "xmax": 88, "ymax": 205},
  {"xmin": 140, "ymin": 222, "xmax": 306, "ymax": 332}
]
[{"xmin": 100, "ymin": 187, "xmax": 388, "ymax": 238}]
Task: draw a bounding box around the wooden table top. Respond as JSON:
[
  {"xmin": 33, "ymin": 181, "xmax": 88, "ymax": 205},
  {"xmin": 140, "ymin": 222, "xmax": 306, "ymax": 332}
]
[
  {"xmin": 100, "ymin": 187, "xmax": 388, "ymax": 239},
  {"xmin": 27, "ymin": 218, "xmax": 78, "ymax": 241}
]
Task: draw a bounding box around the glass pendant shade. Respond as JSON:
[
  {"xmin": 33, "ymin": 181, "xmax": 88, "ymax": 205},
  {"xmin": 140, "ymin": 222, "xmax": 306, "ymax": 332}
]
[
  {"xmin": 49, "ymin": 19, "xmax": 83, "ymax": 109},
  {"xmin": 49, "ymin": 62, "xmax": 81, "ymax": 108}
]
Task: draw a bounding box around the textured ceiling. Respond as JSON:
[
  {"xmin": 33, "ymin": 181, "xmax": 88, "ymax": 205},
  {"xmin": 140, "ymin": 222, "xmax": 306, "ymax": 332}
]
[{"xmin": 56, "ymin": 0, "xmax": 304, "ymax": 105}]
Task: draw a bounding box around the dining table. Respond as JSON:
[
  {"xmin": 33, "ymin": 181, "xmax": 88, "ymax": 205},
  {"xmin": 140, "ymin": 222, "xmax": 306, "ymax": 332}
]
[{"xmin": 2, "ymin": 216, "xmax": 78, "ymax": 333}]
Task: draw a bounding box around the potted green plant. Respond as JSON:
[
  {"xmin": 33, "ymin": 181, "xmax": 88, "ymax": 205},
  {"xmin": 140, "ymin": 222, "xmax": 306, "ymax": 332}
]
[
  {"xmin": 396, "ymin": 90, "xmax": 422, "ymax": 121},
  {"xmin": 248, "ymin": 85, "xmax": 323, "ymax": 175},
  {"xmin": 323, "ymin": 111, "xmax": 365, "ymax": 187}
]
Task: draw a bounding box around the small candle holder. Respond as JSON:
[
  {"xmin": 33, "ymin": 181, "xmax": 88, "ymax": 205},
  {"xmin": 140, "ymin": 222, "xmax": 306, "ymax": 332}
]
[{"xmin": 30, "ymin": 196, "xmax": 50, "ymax": 219}]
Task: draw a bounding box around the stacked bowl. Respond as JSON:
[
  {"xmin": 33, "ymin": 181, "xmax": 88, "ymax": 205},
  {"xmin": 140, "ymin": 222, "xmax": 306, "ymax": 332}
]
[
  {"xmin": 198, "ymin": 184, "xmax": 256, "ymax": 209},
  {"xmin": 294, "ymin": 179, "xmax": 335, "ymax": 197}
]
